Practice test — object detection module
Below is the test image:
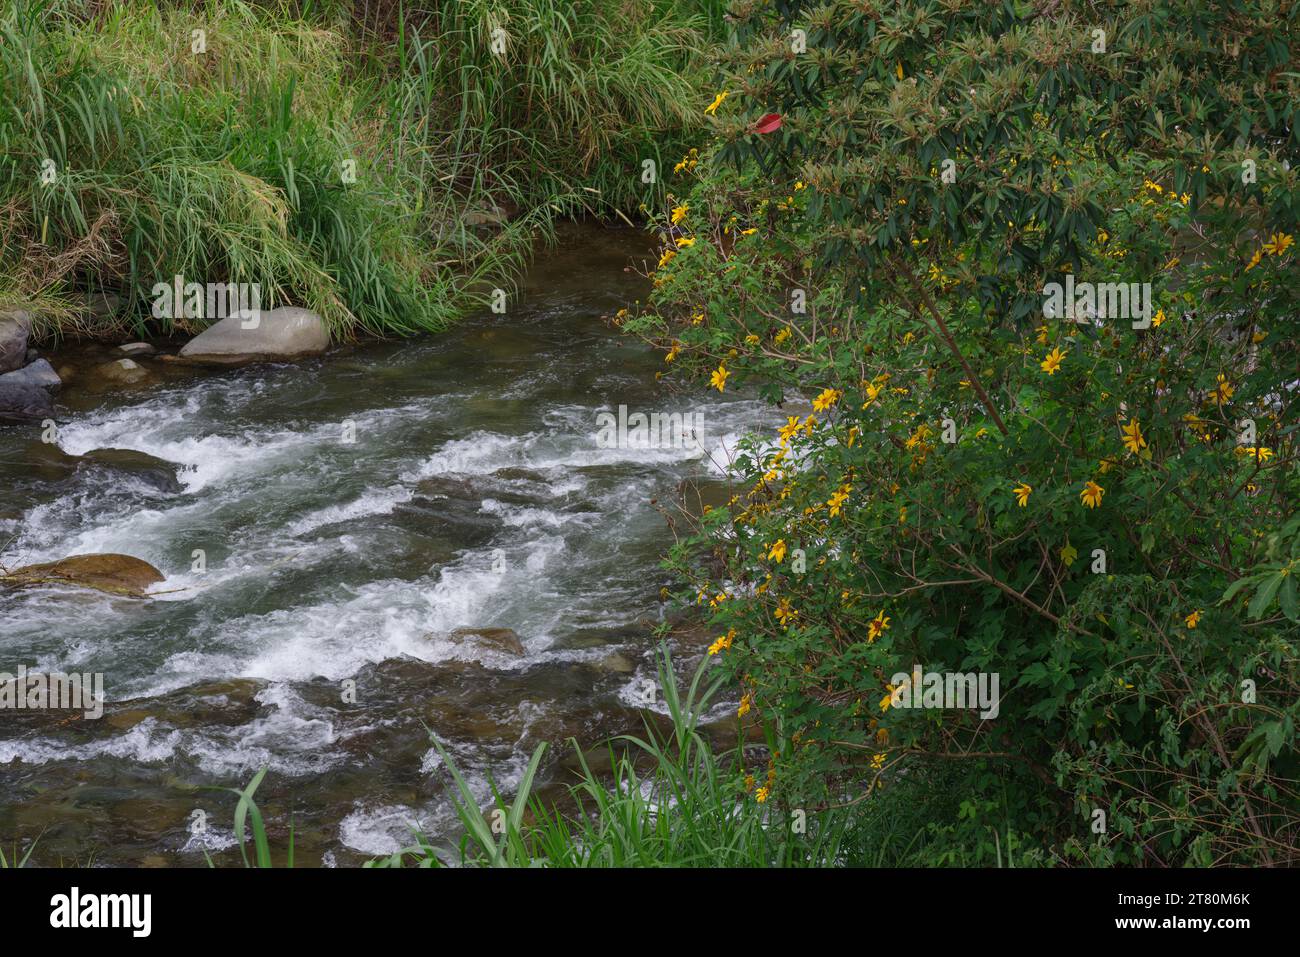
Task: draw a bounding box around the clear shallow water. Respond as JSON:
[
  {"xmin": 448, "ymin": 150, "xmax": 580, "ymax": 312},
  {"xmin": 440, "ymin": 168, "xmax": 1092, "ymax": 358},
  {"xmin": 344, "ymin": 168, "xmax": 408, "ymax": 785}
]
[{"xmin": 0, "ymin": 224, "xmax": 783, "ymax": 865}]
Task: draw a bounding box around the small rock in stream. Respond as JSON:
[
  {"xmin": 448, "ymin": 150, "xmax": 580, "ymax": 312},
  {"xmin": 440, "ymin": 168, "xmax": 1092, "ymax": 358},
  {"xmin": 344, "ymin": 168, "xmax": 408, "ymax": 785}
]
[
  {"xmin": 90, "ymin": 358, "xmax": 152, "ymax": 387},
  {"xmin": 443, "ymin": 627, "xmax": 526, "ymax": 657}
]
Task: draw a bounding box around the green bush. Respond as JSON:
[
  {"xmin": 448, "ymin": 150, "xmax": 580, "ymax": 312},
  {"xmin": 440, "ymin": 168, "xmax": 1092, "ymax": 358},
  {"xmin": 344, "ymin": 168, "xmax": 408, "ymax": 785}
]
[{"xmin": 628, "ymin": 0, "xmax": 1299, "ymax": 866}]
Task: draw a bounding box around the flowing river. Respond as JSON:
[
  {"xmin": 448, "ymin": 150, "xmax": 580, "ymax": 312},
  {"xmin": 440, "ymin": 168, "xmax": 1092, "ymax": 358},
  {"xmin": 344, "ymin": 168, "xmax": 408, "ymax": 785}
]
[{"xmin": 0, "ymin": 224, "xmax": 783, "ymax": 866}]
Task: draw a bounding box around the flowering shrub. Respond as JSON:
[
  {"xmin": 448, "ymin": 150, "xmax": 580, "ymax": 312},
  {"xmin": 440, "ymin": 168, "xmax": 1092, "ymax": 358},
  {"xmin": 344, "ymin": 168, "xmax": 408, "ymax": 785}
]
[{"xmin": 627, "ymin": 1, "xmax": 1298, "ymax": 864}]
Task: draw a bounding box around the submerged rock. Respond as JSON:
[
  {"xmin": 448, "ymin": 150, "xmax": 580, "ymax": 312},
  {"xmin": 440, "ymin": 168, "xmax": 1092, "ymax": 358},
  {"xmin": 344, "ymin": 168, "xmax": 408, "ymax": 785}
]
[
  {"xmin": 82, "ymin": 448, "xmax": 184, "ymax": 494},
  {"xmin": 0, "ymin": 358, "xmax": 62, "ymax": 392},
  {"xmin": 118, "ymin": 342, "xmax": 157, "ymax": 358},
  {"xmin": 0, "ymin": 380, "xmax": 55, "ymax": 422},
  {"xmin": 89, "ymin": 358, "xmax": 152, "ymax": 388},
  {"xmin": 178, "ymin": 306, "xmax": 329, "ymax": 364},
  {"xmin": 8, "ymin": 443, "xmax": 182, "ymax": 494},
  {"xmin": 1, "ymin": 553, "xmax": 165, "ymax": 598},
  {"xmin": 444, "ymin": 627, "xmax": 526, "ymax": 657},
  {"xmin": 596, "ymin": 652, "xmax": 636, "ymax": 674},
  {"xmin": 392, "ymin": 493, "xmax": 502, "ymax": 546},
  {"xmin": 106, "ymin": 678, "xmax": 269, "ymax": 731},
  {"xmin": 0, "ymin": 307, "xmax": 31, "ymax": 374}
]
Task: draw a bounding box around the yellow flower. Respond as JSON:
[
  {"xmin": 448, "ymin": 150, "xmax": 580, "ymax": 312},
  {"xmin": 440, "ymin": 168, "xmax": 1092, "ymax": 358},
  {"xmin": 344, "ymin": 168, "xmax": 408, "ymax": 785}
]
[
  {"xmin": 708, "ymin": 630, "xmax": 735, "ymax": 655},
  {"xmin": 737, "ymin": 692, "xmax": 752, "ymax": 717},
  {"xmin": 1207, "ymin": 374, "xmax": 1234, "ymax": 406},
  {"xmin": 1236, "ymin": 446, "xmax": 1274, "ymax": 462},
  {"xmin": 1246, "ymin": 248, "xmax": 1263, "ymax": 271},
  {"xmin": 657, "ymin": 248, "xmax": 676, "ymax": 269},
  {"xmin": 1152, "ymin": 308, "xmax": 1165, "ymax": 327},
  {"xmin": 768, "ymin": 539, "xmax": 787, "ymax": 563},
  {"xmin": 704, "ymin": 91, "xmax": 728, "ymax": 115},
  {"xmin": 691, "ymin": 311, "xmax": 705, "ymax": 325},
  {"xmin": 870, "ymin": 753, "xmax": 886, "ymax": 771},
  {"xmin": 710, "ymin": 364, "xmax": 729, "ymax": 392},
  {"xmin": 1013, "ymin": 482, "xmax": 1032, "ymax": 507},
  {"xmin": 755, "ymin": 786, "xmax": 769, "ymax": 803},
  {"xmin": 812, "ymin": 387, "xmax": 842, "ymax": 412},
  {"xmin": 1040, "ymin": 347, "xmax": 1065, "ymax": 375},
  {"xmin": 740, "ymin": 227, "xmax": 757, "ymax": 236},
  {"xmin": 827, "ymin": 486, "xmax": 850, "ymax": 516},
  {"xmin": 778, "ymin": 416, "xmax": 802, "ymax": 444},
  {"xmin": 1036, "ymin": 325, "xmax": 1048, "ymax": 345},
  {"xmin": 664, "ymin": 342, "xmax": 680, "ymax": 363},
  {"xmin": 880, "ymin": 683, "xmax": 898, "ymax": 712},
  {"xmin": 1121, "ymin": 418, "xmax": 1146, "ymax": 455},
  {"xmin": 774, "ymin": 598, "xmax": 797, "ymax": 626},
  {"xmin": 675, "ymin": 236, "xmax": 695, "ymax": 249},
  {"xmin": 867, "ymin": 610, "xmax": 891, "ymax": 642},
  {"xmin": 671, "ymin": 203, "xmax": 688, "ymax": 225},
  {"xmin": 1080, "ymin": 480, "xmax": 1105, "ymax": 509},
  {"xmin": 1184, "ymin": 609, "xmax": 1202, "ymax": 629},
  {"xmin": 744, "ymin": 333, "xmax": 760, "ymax": 345},
  {"xmin": 773, "ymin": 327, "xmax": 791, "ymax": 345},
  {"xmin": 1263, "ymin": 232, "xmax": 1294, "ymax": 256}
]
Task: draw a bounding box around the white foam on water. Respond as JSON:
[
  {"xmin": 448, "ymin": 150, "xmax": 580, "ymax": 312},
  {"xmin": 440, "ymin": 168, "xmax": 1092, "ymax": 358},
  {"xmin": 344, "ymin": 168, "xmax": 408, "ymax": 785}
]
[
  {"xmin": 148, "ymin": 536, "xmax": 565, "ymax": 689},
  {"xmin": 287, "ymin": 485, "xmax": 415, "ymax": 536},
  {"xmin": 478, "ymin": 498, "xmax": 601, "ymax": 530},
  {"xmin": 338, "ymin": 803, "xmax": 425, "ymax": 856},
  {"xmin": 54, "ymin": 393, "xmax": 429, "ymax": 493},
  {"xmin": 0, "ymin": 687, "xmax": 351, "ymax": 778},
  {"xmin": 0, "ymin": 718, "xmax": 182, "ymax": 766}
]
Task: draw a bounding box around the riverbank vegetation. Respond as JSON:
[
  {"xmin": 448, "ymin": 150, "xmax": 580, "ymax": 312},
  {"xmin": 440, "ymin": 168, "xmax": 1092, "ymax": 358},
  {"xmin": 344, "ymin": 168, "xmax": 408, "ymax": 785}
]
[
  {"xmin": 628, "ymin": 1, "xmax": 1299, "ymax": 867},
  {"xmin": 0, "ymin": 0, "xmax": 721, "ymax": 340}
]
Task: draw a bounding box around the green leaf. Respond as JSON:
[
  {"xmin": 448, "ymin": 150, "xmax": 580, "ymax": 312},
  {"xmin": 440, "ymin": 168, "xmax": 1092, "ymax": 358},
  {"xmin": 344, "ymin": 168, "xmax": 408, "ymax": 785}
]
[{"xmin": 1248, "ymin": 572, "xmax": 1284, "ymax": 620}]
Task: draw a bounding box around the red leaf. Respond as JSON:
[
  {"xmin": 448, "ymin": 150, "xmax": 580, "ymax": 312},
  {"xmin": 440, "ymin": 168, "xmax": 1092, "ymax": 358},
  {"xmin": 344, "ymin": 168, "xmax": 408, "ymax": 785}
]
[{"xmin": 753, "ymin": 113, "xmax": 783, "ymax": 134}]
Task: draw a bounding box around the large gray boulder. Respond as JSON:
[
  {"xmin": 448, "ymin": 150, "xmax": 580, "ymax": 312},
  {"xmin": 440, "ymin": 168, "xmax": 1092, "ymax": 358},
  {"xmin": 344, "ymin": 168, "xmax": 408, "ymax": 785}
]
[
  {"xmin": 0, "ymin": 380, "xmax": 54, "ymax": 422},
  {"xmin": 0, "ymin": 308, "xmax": 32, "ymax": 374},
  {"xmin": 0, "ymin": 358, "xmax": 61, "ymax": 392},
  {"xmin": 178, "ymin": 306, "xmax": 329, "ymax": 364}
]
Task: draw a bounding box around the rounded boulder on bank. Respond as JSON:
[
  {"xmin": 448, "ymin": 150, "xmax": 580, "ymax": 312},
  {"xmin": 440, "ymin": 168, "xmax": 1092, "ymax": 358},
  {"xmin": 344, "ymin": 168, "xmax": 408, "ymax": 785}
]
[{"xmin": 178, "ymin": 306, "xmax": 330, "ymax": 365}]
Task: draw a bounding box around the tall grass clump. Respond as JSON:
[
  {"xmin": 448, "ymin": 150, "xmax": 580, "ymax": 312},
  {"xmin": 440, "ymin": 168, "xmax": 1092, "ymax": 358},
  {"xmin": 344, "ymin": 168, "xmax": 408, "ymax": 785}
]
[
  {"xmin": 0, "ymin": 0, "xmax": 469, "ymax": 337},
  {"xmin": 1, "ymin": 0, "xmax": 718, "ymax": 341},
  {"xmin": 375, "ymin": 0, "xmax": 722, "ymax": 216}
]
